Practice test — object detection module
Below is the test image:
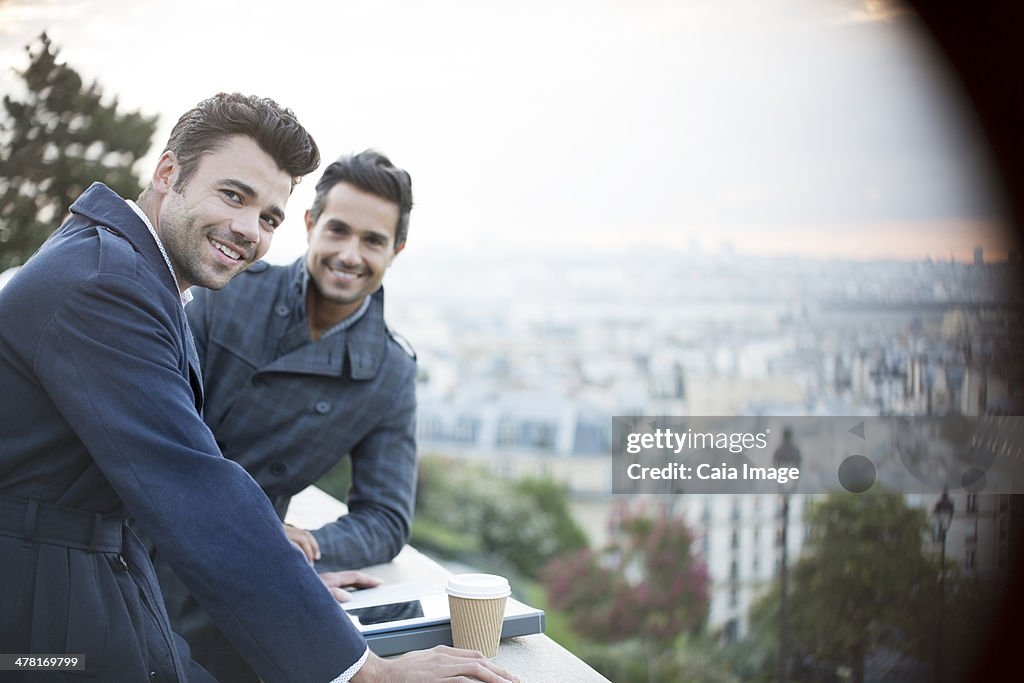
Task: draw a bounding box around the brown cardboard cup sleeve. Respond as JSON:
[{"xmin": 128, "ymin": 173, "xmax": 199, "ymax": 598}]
[{"xmin": 446, "ymin": 573, "xmax": 511, "ymax": 658}]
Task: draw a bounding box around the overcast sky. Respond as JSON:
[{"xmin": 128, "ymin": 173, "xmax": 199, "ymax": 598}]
[{"xmin": 0, "ymin": 0, "xmax": 1013, "ymax": 263}]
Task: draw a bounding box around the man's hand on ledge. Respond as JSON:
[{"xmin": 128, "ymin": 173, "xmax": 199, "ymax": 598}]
[
  {"xmin": 352, "ymin": 646, "xmax": 520, "ymax": 683},
  {"xmin": 285, "ymin": 523, "xmax": 320, "ymax": 562},
  {"xmin": 320, "ymin": 570, "xmax": 382, "ymax": 602}
]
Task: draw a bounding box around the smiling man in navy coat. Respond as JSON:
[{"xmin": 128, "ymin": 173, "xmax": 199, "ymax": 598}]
[
  {"xmin": 0, "ymin": 93, "xmax": 515, "ymax": 683},
  {"xmin": 160, "ymin": 150, "xmax": 421, "ymax": 682}
]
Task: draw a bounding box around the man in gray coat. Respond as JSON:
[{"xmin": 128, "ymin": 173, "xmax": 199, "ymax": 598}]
[
  {"xmin": 163, "ymin": 150, "xmax": 420, "ymax": 682},
  {"xmin": 0, "ymin": 94, "xmax": 514, "ymax": 683}
]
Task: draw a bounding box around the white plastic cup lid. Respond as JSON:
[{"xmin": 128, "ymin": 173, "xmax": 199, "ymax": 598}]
[{"xmin": 445, "ymin": 573, "xmax": 511, "ymax": 599}]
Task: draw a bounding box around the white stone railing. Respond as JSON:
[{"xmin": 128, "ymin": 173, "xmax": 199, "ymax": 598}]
[{"xmin": 285, "ymin": 486, "xmax": 611, "ymax": 683}]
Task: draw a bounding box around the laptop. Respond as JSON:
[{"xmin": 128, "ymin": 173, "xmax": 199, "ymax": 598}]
[{"xmin": 340, "ymin": 581, "xmax": 546, "ymax": 657}]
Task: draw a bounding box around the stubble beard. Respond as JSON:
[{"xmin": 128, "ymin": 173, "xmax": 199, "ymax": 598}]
[{"xmin": 162, "ymin": 209, "xmax": 240, "ymax": 292}]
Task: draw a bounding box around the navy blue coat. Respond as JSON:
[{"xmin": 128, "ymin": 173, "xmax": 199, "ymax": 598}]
[
  {"xmin": 188, "ymin": 259, "xmax": 417, "ymax": 570},
  {"xmin": 0, "ymin": 184, "xmax": 367, "ymax": 681}
]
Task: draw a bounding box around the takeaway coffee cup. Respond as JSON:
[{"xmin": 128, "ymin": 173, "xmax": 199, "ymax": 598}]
[{"xmin": 446, "ymin": 573, "xmax": 511, "ymax": 658}]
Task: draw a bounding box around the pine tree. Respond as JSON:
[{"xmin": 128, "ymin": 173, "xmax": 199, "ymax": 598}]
[{"xmin": 0, "ymin": 32, "xmax": 158, "ymax": 270}]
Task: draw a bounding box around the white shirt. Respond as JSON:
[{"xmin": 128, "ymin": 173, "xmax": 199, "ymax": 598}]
[
  {"xmin": 125, "ymin": 199, "xmax": 193, "ymax": 307},
  {"xmin": 330, "ymin": 649, "xmax": 369, "ymax": 683}
]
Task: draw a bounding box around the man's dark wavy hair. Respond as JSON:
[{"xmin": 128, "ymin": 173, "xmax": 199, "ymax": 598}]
[
  {"xmin": 164, "ymin": 92, "xmax": 320, "ymax": 192},
  {"xmin": 309, "ymin": 150, "xmax": 413, "ymax": 247}
]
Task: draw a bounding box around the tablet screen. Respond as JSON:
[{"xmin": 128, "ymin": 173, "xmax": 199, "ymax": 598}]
[
  {"xmin": 343, "ymin": 590, "xmax": 453, "ymax": 634},
  {"xmin": 347, "ymin": 599, "xmax": 425, "ymax": 626}
]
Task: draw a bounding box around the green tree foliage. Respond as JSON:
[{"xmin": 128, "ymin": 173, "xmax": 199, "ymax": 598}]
[
  {"xmin": 543, "ymin": 505, "xmax": 709, "ymax": 645},
  {"xmin": 732, "ymin": 494, "xmax": 1007, "ymax": 683},
  {"xmin": 413, "ymin": 455, "xmax": 588, "ymax": 578},
  {"xmin": 0, "ymin": 32, "xmax": 157, "ymax": 270},
  {"xmin": 741, "ymin": 494, "xmax": 937, "ymax": 683}
]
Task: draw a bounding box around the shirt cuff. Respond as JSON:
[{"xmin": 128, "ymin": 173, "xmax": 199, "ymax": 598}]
[{"xmin": 329, "ymin": 647, "xmax": 369, "ymax": 683}]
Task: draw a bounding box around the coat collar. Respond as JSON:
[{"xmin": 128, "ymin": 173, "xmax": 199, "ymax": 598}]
[
  {"xmin": 69, "ymin": 183, "xmax": 202, "ymax": 406},
  {"xmin": 69, "ymin": 183, "xmax": 179, "ymax": 297},
  {"xmin": 265, "ymin": 258, "xmax": 387, "ymax": 380}
]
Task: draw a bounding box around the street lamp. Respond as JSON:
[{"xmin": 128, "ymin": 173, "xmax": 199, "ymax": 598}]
[
  {"xmin": 933, "ymin": 489, "xmax": 954, "ymax": 683},
  {"xmin": 773, "ymin": 427, "xmax": 802, "ymax": 683}
]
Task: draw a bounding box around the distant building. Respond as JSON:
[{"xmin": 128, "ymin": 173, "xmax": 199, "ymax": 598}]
[
  {"xmin": 397, "ymin": 249, "xmax": 1022, "ymax": 646},
  {"xmin": 417, "ymin": 393, "xmax": 612, "ymax": 457},
  {"xmin": 679, "ymin": 493, "xmax": 811, "ymax": 642}
]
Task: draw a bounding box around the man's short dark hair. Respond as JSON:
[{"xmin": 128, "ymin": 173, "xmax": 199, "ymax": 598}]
[
  {"xmin": 309, "ymin": 150, "xmax": 413, "ymax": 247},
  {"xmin": 164, "ymin": 93, "xmax": 320, "ymax": 192}
]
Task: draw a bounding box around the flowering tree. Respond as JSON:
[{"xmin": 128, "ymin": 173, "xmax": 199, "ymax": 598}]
[{"xmin": 543, "ymin": 505, "xmax": 709, "ymax": 645}]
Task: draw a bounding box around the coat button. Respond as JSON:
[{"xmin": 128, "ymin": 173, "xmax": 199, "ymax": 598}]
[
  {"xmin": 270, "ymin": 463, "xmax": 287, "ymax": 476},
  {"xmin": 314, "ymin": 401, "xmax": 331, "ymax": 414},
  {"xmin": 251, "ymin": 376, "xmax": 264, "ymax": 388},
  {"xmin": 275, "ymin": 304, "xmax": 289, "ymax": 317}
]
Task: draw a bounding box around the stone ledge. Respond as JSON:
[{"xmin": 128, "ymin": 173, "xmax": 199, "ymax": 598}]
[{"xmin": 286, "ymin": 486, "xmax": 611, "ymax": 683}]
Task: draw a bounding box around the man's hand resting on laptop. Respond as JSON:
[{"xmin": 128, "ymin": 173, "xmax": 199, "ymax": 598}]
[
  {"xmin": 319, "ymin": 570, "xmax": 382, "ymax": 602},
  {"xmin": 285, "ymin": 523, "xmax": 321, "ymax": 562},
  {"xmin": 352, "ymin": 646, "xmax": 520, "ymax": 682}
]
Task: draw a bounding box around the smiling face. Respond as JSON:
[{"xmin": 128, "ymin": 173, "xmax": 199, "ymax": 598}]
[
  {"xmin": 304, "ymin": 181, "xmax": 404, "ymax": 331},
  {"xmin": 152, "ymin": 134, "xmax": 292, "ymax": 291}
]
